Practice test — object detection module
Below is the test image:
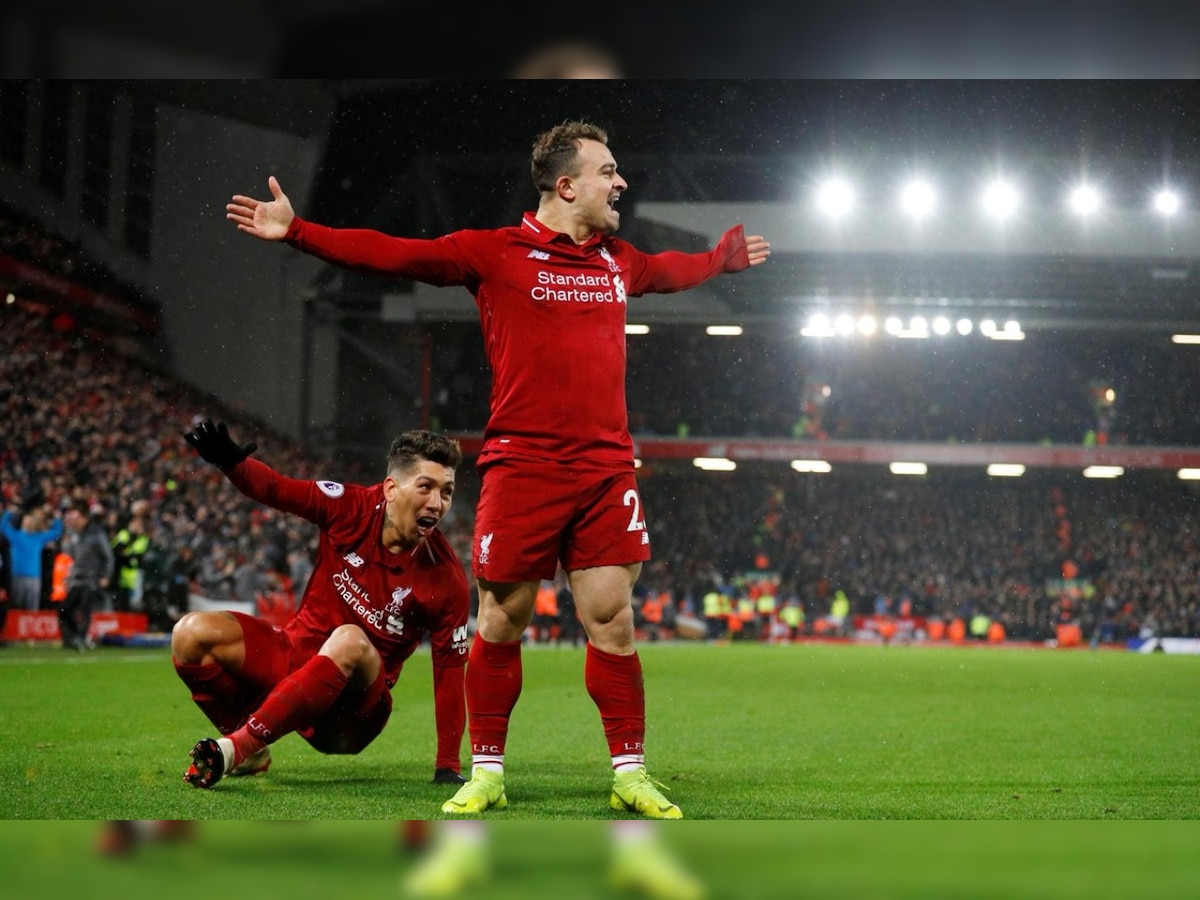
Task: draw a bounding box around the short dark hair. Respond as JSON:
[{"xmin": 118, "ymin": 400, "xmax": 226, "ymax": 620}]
[
  {"xmin": 531, "ymin": 120, "xmax": 610, "ymax": 193},
  {"xmin": 386, "ymin": 430, "xmax": 463, "ymax": 475}
]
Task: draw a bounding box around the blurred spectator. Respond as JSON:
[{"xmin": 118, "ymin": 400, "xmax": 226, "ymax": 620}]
[
  {"xmin": 110, "ymin": 498, "xmax": 152, "ymax": 611},
  {"xmin": 231, "ymin": 547, "xmax": 272, "ymax": 606},
  {"xmin": 0, "ymin": 504, "xmax": 63, "ymax": 610},
  {"xmin": 286, "ymin": 547, "xmax": 314, "ymax": 599},
  {"xmin": 196, "ymin": 544, "xmax": 236, "ymax": 602},
  {"xmin": 162, "ymin": 545, "xmax": 200, "ymax": 629},
  {"xmin": 58, "ymin": 504, "xmax": 114, "ymax": 650}
]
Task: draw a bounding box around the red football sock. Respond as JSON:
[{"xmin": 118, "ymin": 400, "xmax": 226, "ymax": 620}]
[
  {"xmin": 228, "ymin": 654, "xmax": 348, "ymax": 766},
  {"xmin": 465, "ymin": 636, "xmax": 522, "ymax": 767},
  {"xmin": 173, "ymin": 659, "xmax": 247, "ymax": 735},
  {"xmin": 584, "ymin": 643, "xmax": 646, "ymax": 765}
]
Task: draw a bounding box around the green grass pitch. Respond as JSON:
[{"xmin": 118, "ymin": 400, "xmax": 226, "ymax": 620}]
[
  {"xmin": 1, "ymin": 640, "xmax": 1198, "ymax": 897},
  {"xmin": 1, "ymin": 640, "xmax": 1197, "ymax": 821}
]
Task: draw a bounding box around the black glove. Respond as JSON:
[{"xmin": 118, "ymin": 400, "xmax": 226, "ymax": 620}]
[
  {"xmin": 184, "ymin": 418, "xmax": 257, "ymax": 471},
  {"xmin": 431, "ymin": 767, "xmax": 467, "ymax": 785}
]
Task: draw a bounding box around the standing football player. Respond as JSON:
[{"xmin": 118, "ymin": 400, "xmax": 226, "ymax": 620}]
[{"xmin": 227, "ymin": 119, "xmax": 770, "ymax": 818}]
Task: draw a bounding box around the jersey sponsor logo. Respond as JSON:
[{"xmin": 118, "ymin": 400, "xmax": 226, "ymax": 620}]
[
  {"xmin": 331, "ymin": 568, "xmax": 384, "ymax": 628},
  {"xmin": 343, "ymin": 551, "xmax": 365, "ymax": 568},
  {"xmin": 530, "ymin": 269, "xmax": 623, "ymax": 304},
  {"xmin": 478, "ymin": 532, "xmax": 494, "ymax": 565},
  {"xmin": 316, "ymin": 480, "xmax": 345, "ymax": 498}
]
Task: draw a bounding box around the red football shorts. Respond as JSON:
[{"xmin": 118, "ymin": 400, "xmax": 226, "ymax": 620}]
[
  {"xmin": 471, "ymin": 457, "xmax": 652, "ymax": 582},
  {"xmin": 232, "ymin": 611, "xmax": 392, "ymax": 754}
]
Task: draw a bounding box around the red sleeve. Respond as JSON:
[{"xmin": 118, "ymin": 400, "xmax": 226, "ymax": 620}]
[
  {"xmin": 431, "ymin": 661, "xmax": 466, "ymax": 772},
  {"xmin": 224, "ymin": 458, "xmax": 335, "ymax": 530},
  {"xmin": 626, "ymin": 223, "xmax": 751, "ymax": 295},
  {"xmin": 284, "ymin": 216, "xmax": 472, "ymax": 286}
]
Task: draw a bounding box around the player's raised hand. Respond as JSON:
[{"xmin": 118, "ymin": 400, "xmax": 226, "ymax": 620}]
[
  {"xmin": 184, "ymin": 418, "xmax": 258, "ymax": 472},
  {"xmin": 745, "ymin": 235, "xmax": 771, "ymax": 267},
  {"xmin": 227, "ymin": 175, "xmax": 295, "ymax": 241}
]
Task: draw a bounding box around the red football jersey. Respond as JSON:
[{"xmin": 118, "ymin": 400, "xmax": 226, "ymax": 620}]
[
  {"xmin": 286, "ymin": 213, "xmax": 751, "ymax": 466},
  {"xmin": 226, "ymin": 458, "xmax": 470, "ymax": 687}
]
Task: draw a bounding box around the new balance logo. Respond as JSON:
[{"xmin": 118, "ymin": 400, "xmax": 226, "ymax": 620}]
[
  {"xmin": 343, "ymin": 552, "xmax": 365, "ymax": 567},
  {"xmin": 527, "ymin": 249, "xmax": 551, "ymax": 260}
]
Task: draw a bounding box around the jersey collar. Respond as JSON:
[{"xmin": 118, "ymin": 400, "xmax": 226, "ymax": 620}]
[{"xmin": 521, "ymin": 212, "xmax": 604, "ymax": 250}]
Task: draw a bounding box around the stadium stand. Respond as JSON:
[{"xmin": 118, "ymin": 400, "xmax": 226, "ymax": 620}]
[{"xmin": 2, "ymin": 197, "xmax": 1197, "ymax": 650}]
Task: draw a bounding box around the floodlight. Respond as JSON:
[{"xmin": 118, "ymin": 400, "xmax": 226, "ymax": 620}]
[
  {"xmin": 791, "ymin": 460, "xmax": 832, "ymax": 473},
  {"xmin": 1082, "ymin": 466, "xmax": 1124, "ymax": 479},
  {"xmin": 625, "ymin": 324, "xmax": 650, "ymax": 335},
  {"xmin": 834, "ymin": 313, "xmax": 855, "ymax": 335},
  {"xmin": 982, "ymin": 181, "xmax": 1018, "ymax": 220},
  {"xmin": 856, "ymin": 315, "xmax": 877, "ymax": 335},
  {"xmin": 800, "ymin": 313, "xmax": 836, "ymax": 337},
  {"xmin": 987, "ymin": 464, "xmax": 1026, "ymax": 477},
  {"xmin": 1069, "ymin": 185, "xmax": 1101, "ymax": 216},
  {"xmin": 693, "ymin": 457, "xmax": 737, "ymax": 471},
  {"xmin": 956, "ymin": 318, "xmax": 973, "ymax": 336},
  {"xmin": 893, "ymin": 316, "xmax": 930, "ymax": 339},
  {"xmin": 889, "ymin": 462, "xmax": 928, "ymax": 475},
  {"xmin": 816, "ymin": 179, "xmax": 854, "ymax": 217},
  {"xmin": 706, "ymin": 325, "xmax": 743, "ymax": 336},
  {"xmin": 932, "ymin": 316, "xmax": 951, "ymax": 336},
  {"xmin": 989, "ymin": 320, "xmax": 1025, "ymax": 341},
  {"xmin": 900, "ymin": 180, "xmax": 936, "ymax": 219},
  {"xmin": 1154, "ymin": 189, "xmax": 1181, "ymax": 216}
]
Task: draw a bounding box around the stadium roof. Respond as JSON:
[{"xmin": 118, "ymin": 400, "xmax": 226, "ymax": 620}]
[{"xmin": 289, "ymin": 81, "xmax": 1200, "ymax": 332}]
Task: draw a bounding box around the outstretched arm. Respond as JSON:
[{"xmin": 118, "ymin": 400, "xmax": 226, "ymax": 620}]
[
  {"xmin": 631, "ymin": 224, "xmax": 771, "ymax": 295},
  {"xmin": 226, "ymin": 175, "xmax": 295, "ymax": 241}
]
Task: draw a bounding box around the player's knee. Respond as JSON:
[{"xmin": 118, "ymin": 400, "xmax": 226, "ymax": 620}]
[
  {"xmin": 325, "ymin": 623, "xmax": 374, "ymax": 665},
  {"xmin": 171, "ymin": 612, "xmax": 217, "ymax": 661}
]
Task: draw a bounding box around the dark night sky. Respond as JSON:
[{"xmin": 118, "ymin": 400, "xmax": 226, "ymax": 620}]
[
  {"xmin": 302, "ymin": 80, "xmax": 1199, "ymax": 226},
  {"xmin": 315, "ymin": 80, "xmax": 1197, "ymax": 156}
]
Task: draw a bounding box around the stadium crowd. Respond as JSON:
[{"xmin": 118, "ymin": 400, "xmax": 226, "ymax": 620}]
[
  {"xmin": 3, "ymin": 207, "xmax": 1199, "ymax": 646},
  {"xmin": 637, "ymin": 465, "xmax": 1200, "ymax": 643}
]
